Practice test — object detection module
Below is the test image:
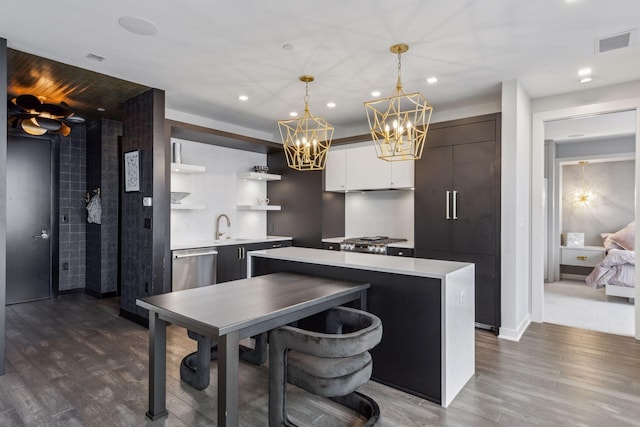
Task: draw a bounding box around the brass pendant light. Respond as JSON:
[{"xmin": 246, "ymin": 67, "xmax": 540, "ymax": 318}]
[
  {"xmin": 278, "ymin": 75, "xmax": 334, "ymax": 171},
  {"xmin": 364, "ymin": 44, "xmax": 433, "ymax": 161}
]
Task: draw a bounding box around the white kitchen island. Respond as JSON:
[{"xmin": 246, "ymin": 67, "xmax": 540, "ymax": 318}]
[{"xmin": 248, "ymin": 247, "xmax": 475, "ymax": 408}]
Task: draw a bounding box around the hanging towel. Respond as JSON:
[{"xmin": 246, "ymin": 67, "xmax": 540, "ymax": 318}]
[{"xmin": 87, "ymin": 194, "xmax": 102, "ymax": 224}]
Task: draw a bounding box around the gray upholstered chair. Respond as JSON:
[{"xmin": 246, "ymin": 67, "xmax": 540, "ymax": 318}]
[{"xmin": 269, "ymin": 306, "xmax": 383, "ymax": 426}]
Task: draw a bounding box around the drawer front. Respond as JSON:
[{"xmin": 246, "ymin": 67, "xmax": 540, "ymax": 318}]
[
  {"xmin": 561, "ymin": 249, "xmax": 604, "ymax": 267},
  {"xmin": 387, "ymin": 247, "xmax": 414, "ymax": 257},
  {"xmin": 322, "ymin": 242, "xmax": 341, "ymax": 251}
]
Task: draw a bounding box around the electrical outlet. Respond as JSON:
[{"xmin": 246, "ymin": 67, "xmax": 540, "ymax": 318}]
[
  {"xmin": 144, "ymin": 218, "xmax": 152, "ymax": 229},
  {"xmin": 144, "ymin": 282, "xmax": 149, "ymax": 293},
  {"xmin": 63, "ymin": 262, "xmax": 69, "ymax": 271},
  {"xmin": 60, "ymin": 214, "xmax": 69, "ymax": 223}
]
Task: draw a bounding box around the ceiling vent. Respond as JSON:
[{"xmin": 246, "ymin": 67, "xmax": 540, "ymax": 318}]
[{"xmin": 595, "ymin": 30, "xmax": 635, "ymax": 54}]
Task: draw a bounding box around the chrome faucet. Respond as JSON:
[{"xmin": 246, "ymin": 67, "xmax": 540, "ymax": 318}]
[{"xmin": 216, "ymin": 214, "xmax": 231, "ymax": 240}]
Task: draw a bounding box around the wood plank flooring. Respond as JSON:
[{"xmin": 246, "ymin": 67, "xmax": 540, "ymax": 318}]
[{"xmin": 1, "ymin": 294, "xmax": 639, "ymax": 426}]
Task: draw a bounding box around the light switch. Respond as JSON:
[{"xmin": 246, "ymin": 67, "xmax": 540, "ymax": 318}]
[{"xmin": 143, "ymin": 197, "xmax": 153, "ymax": 206}]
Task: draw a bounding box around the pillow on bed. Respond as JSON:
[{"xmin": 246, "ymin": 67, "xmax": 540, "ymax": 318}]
[
  {"xmin": 600, "ymin": 233, "xmax": 625, "ymax": 250},
  {"xmin": 608, "ymin": 222, "xmax": 635, "ymax": 251}
]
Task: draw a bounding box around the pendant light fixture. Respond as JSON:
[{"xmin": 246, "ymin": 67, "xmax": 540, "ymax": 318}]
[
  {"xmin": 364, "ymin": 44, "xmax": 433, "ymax": 161},
  {"xmin": 7, "ymin": 94, "xmax": 83, "ymax": 136},
  {"xmin": 570, "ymin": 160, "xmax": 598, "ymax": 209},
  {"xmin": 278, "ymin": 75, "xmax": 334, "ymax": 171}
]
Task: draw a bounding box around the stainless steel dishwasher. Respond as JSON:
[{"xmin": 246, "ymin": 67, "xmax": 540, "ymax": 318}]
[{"xmin": 172, "ymin": 247, "xmax": 218, "ymax": 291}]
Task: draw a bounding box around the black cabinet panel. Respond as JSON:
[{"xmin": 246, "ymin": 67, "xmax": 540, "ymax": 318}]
[
  {"xmin": 322, "ymin": 242, "xmax": 341, "ymax": 251},
  {"xmin": 415, "ymin": 146, "xmax": 453, "ymax": 253},
  {"xmin": 217, "ymin": 240, "xmax": 292, "ymax": 283},
  {"xmin": 452, "ymin": 141, "xmax": 497, "ymax": 256},
  {"xmin": 386, "ymin": 247, "xmax": 414, "ymax": 257},
  {"xmin": 415, "ymin": 113, "xmax": 500, "ymax": 330},
  {"xmin": 216, "ymin": 245, "xmax": 242, "ymax": 283}
]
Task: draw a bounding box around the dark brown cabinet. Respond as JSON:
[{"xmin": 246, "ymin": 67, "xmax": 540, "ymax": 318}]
[
  {"xmin": 322, "ymin": 242, "xmax": 341, "ymax": 251},
  {"xmin": 216, "ymin": 240, "xmax": 292, "ymax": 283},
  {"xmin": 386, "ymin": 247, "xmax": 414, "ymax": 257},
  {"xmin": 415, "ymin": 113, "xmax": 501, "ymax": 330}
]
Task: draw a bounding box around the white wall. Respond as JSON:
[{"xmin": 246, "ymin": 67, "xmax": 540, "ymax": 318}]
[
  {"xmin": 561, "ymin": 160, "xmax": 635, "ymax": 246},
  {"xmin": 170, "ymin": 138, "xmax": 268, "ymax": 243},
  {"xmin": 500, "ymin": 80, "xmax": 532, "ymax": 341},
  {"xmin": 344, "ymin": 191, "xmax": 414, "ymax": 240}
]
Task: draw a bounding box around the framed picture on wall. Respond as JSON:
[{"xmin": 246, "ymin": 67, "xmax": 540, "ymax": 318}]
[{"xmin": 124, "ymin": 150, "xmax": 140, "ymax": 192}]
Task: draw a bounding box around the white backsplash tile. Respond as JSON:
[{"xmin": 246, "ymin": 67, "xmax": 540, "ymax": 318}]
[
  {"xmin": 171, "ymin": 138, "xmax": 268, "ymax": 242},
  {"xmin": 345, "ymin": 190, "xmax": 414, "ymax": 239}
]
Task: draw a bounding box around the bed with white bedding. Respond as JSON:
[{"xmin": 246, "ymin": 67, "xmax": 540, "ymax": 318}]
[
  {"xmin": 586, "ymin": 249, "xmax": 635, "ymax": 299},
  {"xmin": 586, "ymin": 222, "xmax": 636, "ymax": 302}
]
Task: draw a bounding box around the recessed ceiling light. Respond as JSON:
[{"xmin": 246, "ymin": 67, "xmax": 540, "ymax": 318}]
[
  {"xmin": 86, "ymin": 53, "xmax": 105, "ymax": 62},
  {"xmin": 371, "ymin": 91, "xmax": 381, "ymax": 97},
  {"xmin": 282, "ymin": 44, "xmax": 294, "ymax": 51},
  {"xmin": 96, "ymin": 107, "xmax": 106, "ymax": 112},
  {"xmin": 580, "ymin": 77, "xmax": 593, "ymax": 84},
  {"xmin": 289, "ymin": 112, "xmax": 298, "ymax": 117},
  {"xmin": 118, "ymin": 16, "xmax": 159, "ymax": 36},
  {"xmin": 578, "ymin": 67, "xmax": 592, "ymax": 77},
  {"xmin": 326, "ymin": 102, "xmax": 336, "ymax": 108},
  {"xmin": 238, "ymin": 95, "xmax": 249, "ymax": 101},
  {"xmin": 426, "ymin": 77, "xmax": 438, "ymax": 84}
]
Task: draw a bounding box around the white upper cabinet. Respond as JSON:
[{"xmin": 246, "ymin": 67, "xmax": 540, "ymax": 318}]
[
  {"xmin": 324, "ymin": 146, "xmax": 347, "ymax": 192},
  {"xmin": 389, "ymin": 158, "xmax": 414, "ymax": 189},
  {"xmin": 345, "ymin": 143, "xmax": 390, "ymax": 190},
  {"xmin": 325, "ymin": 142, "xmax": 414, "ymax": 191}
]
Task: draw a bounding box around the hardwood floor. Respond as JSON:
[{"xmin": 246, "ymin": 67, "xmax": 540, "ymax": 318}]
[{"xmin": 1, "ymin": 294, "xmax": 640, "ymax": 426}]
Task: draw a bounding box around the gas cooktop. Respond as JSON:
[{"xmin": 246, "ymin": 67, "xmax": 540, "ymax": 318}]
[
  {"xmin": 342, "ymin": 236, "xmax": 407, "ymax": 245},
  {"xmin": 340, "ymin": 236, "xmax": 407, "ymax": 254}
]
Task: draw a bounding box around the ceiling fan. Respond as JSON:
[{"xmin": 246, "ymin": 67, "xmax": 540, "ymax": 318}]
[{"xmin": 7, "ymin": 94, "xmax": 85, "ymax": 136}]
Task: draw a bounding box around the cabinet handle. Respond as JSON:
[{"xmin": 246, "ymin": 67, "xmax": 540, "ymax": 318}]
[
  {"xmin": 453, "ymin": 190, "xmax": 458, "ymax": 220},
  {"xmin": 446, "ymin": 191, "xmax": 451, "ymax": 220},
  {"xmin": 272, "ymin": 243, "xmax": 282, "ymax": 248},
  {"xmin": 576, "ymin": 255, "xmax": 587, "ymax": 261},
  {"xmin": 398, "ymin": 251, "xmax": 404, "ymax": 256}
]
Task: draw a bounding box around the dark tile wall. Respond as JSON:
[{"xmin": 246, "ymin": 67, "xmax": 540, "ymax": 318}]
[
  {"xmin": 120, "ymin": 90, "xmax": 160, "ymax": 319},
  {"xmin": 86, "ymin": 119, "xmax": 122, "ymax": 296},
  {"xmin": 59, "ymin": 125, "xmax": 87, "ymax": 291},
  {"xmin": 101, "ymin": 120, "xmax": 121, "ymax": 294}
]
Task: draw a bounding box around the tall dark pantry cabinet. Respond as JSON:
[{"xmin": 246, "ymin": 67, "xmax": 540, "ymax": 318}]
[{"xmin": 415, "ymin": 113, "xmax": 501, "ymax": 331}]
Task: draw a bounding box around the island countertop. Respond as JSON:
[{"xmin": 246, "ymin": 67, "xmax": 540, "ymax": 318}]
[{"xmin": 248, "ymin": 246, "xmax": 472, "ymax": 279}]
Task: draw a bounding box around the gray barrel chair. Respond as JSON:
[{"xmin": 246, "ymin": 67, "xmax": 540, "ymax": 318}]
[{"xmin": 269, "ymin": 306, "xmax": 383, "ymax": 426}]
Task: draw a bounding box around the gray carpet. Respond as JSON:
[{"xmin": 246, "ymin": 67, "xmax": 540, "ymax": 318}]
[{"xmin": 544, "ymin": 280, "xmax": 635, "ymax": 336}]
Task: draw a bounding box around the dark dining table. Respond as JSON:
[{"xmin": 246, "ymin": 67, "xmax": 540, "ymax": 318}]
[{"xmin": 136, "ymin": 272, "xmax": 369, "ymax": 426}]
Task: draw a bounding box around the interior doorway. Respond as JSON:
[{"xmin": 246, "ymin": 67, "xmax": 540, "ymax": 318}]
[
  {"xmin": 531, "ymin": 99, "xmax": 640, "ymax": 340},
  {"xmin": 6, "ymin": 134, "xmax": 58, "ymax": 304}
]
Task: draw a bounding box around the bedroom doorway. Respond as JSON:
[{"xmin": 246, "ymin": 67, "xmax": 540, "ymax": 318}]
[
  {"xmin": 543, "ymin": 113, "xmax": 636, "ymax": 336},
  {"xmin": 532, "ymin": 100, "xmax": 640, "ymax": 340}
]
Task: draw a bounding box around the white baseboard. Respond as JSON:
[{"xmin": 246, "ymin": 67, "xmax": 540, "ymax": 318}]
[{"xmin": 498, "ymin": 314, "xmax": 531, "ymax": 342}]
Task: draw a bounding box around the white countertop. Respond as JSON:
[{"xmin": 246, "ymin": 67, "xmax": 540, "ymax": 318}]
[
  {"xmin": 248, "ymin": 247, "xmax": 471, "ymax": 279},
  {"xmin": 321, "ymin": 237, "xmax": 415, "ymax": 249},
  {"xmin": 172, "ymin": 236, "xmax": 292, "ymax": 250}
]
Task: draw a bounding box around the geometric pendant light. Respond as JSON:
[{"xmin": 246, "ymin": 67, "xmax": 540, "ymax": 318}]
[
  {"xmin": 364, "ymin": 44, "xmax": 433, "ymax": 161},
  {"xmin": 278, "ymin": 75, "xmax": 334, "ymax": 171}
]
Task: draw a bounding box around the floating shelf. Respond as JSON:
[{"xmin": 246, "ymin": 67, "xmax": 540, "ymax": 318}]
[
  {"xmin": 171, "ymin": 203, "xmax": 205, "ymax": 210},
  {"xmin": 236, "ymin": 205, "xmax": 281, "ymax": 211},
  {"xmin": 171, "ymin": 163, "xmax": 206, "ymax": 173},
  {"xmin": 239, "ymin": 172, "xmax": 281, "ymax": 181}
]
